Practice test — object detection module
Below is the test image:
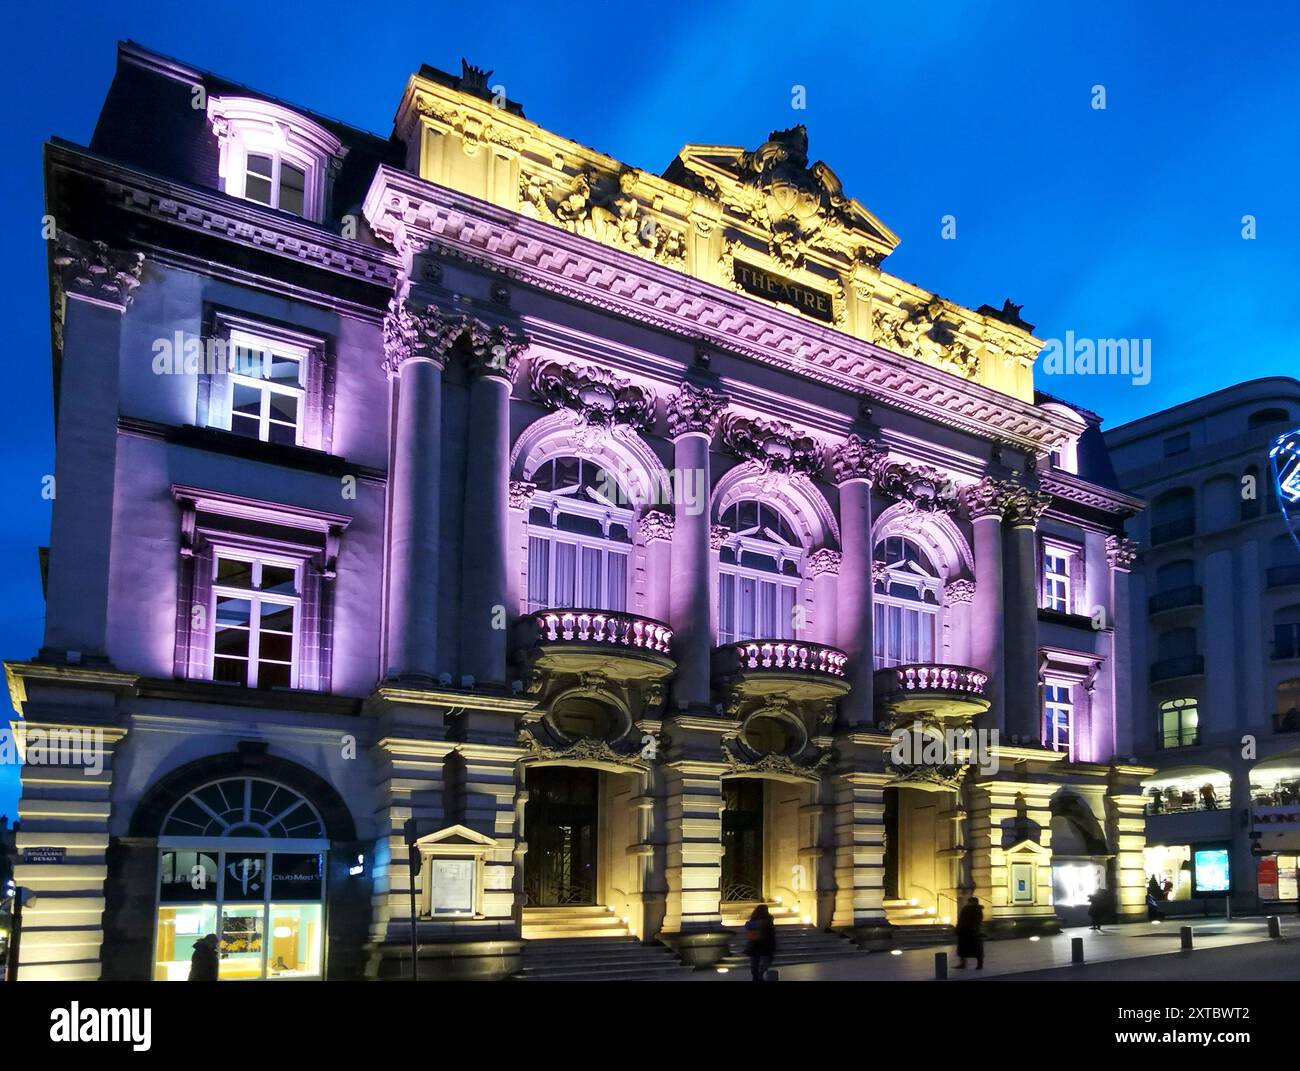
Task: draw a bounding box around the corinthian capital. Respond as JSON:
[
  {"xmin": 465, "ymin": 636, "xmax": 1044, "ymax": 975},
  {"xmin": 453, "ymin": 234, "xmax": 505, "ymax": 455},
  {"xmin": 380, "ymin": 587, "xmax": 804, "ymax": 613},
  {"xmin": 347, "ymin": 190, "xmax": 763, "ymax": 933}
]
[
  {"xmin": 382, "ymin": 298, "xmax": 462, "ymax": 375},
  {"xmin": 464, "ymin": 321, "xmax": 528, "ymax": 382},
  {"xmin": 1002, "ymin": 484, "xmax": 1053, "ymax": 529},
  {"xmin": 828, "ymin": 433, "xmax": 889, "ymax": 485},
  {"xmin": 960, "ymin": 477, "xmax": 1009, "ymax": 522},
  {"xmin": 1105, "ymin": 534, "xmax": 1139, "ymax": 570},
  {"xmin": 52, "ymin": 232, "xmax": 144, "ymax": 310},
  {"xmin": 666, "ymin": 382, "xmax": 727, "ymax": 439}
]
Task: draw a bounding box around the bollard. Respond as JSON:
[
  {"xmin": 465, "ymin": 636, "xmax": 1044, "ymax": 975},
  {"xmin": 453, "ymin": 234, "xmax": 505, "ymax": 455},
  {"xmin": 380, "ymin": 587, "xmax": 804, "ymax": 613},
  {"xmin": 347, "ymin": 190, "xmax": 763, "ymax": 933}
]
[
  {"xmin": 765, "ymin": 968, "xmax": 779, "ymax": 982},
  {"xmin": 934, "ymin": 951, "xmax": 948, "ymax": 979},
  {"xmin": 1180, "ymin": 925, "xmax": 1194, "ymax": 950},
  {"xmin": 1071, "ymin": 936, "xmax": 1084, "ymax": 964},
  {"xmin": 1268, "ymin": 915, "xmax": 1282, "ymax": 939}
]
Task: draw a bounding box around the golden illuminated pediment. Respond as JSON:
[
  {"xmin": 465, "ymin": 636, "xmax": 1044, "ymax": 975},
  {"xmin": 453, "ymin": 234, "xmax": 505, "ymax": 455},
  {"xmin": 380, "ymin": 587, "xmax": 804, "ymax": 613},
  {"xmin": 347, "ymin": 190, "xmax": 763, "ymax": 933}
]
[{"xmin": 393, "ymin": 71, "xmax": 1044, "ymax": 404}]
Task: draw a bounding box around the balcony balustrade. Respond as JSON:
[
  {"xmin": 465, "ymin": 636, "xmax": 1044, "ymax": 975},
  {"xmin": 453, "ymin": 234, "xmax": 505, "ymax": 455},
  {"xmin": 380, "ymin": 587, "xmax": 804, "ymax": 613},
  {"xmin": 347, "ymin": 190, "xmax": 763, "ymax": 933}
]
[
  {"xmin": 712, "ymin": 639, "xmax": 850, "ymax": 703},
  {"xmin": 514, "ymin": 608, "xmax": 676, "ymax": 686},
  {"xmin": 1148, "ymin": 585, "xmax": 1203, "ymax": 615},
  {"xmin": 1149, "ymin": 655, "xmax": 1205, "ymax": 683},
  {"xmin": 874, "ymin": 662, "xmax": 991, "ymax": 722}
]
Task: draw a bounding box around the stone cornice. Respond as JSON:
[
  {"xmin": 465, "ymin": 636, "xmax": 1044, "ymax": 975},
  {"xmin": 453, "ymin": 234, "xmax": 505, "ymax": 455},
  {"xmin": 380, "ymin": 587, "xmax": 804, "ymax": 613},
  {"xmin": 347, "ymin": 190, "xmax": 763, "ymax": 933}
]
[
  {"xmin": 361, "ymin": 167, "xmax": 1080, "ymax": 456},
  {"xmin": 1038, "ymin": 468, "xmax": 1145, "ymax": 518}
]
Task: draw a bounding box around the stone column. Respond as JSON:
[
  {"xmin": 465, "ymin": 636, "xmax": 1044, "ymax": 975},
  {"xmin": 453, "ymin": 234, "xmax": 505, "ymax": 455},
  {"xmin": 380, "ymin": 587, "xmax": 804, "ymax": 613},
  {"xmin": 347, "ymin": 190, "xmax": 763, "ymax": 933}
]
[
  {"xmin": 382, "ymin": 299, "xmax": 456, "ymax": 681},
  {"xmin": 830, "ymin": 765, "xmax": 890, "ymax": 930},
  {"xmin": 665, "ymin": 383, "xmax": 726, "ymax": 710},
  {"xmin": 640, "ymin": 511, "xmax": 675, "ymax": 624},
  {"xmin": 460, "ymin": 324, "xmax": 528, "ymax": 686},
  {"xmin": 829, "ymin": 434, "xmax": 889, "ymax": 727},
  {"xmin": 945, "ymin": 579, "xmax": 977, "ymax": 667},
  {"xmin": 1002, "ymin": 484, "xmax": 1053, "ymax": 744},
  {"xmin": 41, "ymin": 234, "xmax": 143, "ymax": 662},
  {"xmin": 661, "ymin": 759, "xmax": 726, "ymax": 932},
  {"xmin": 807, "ymin": 549, "xmax": 842, "ymax": 647},
  {"xmin": 1106, "ymin": 535, "xmax": 1139, "ymax": 760},
  {"xmin": 961, "ymin": 479, "xmax": 1009, "ymax": 731},
  {"xmin": 1106, "ymin": 765, "xmax": 1155, "ymax": 923}
]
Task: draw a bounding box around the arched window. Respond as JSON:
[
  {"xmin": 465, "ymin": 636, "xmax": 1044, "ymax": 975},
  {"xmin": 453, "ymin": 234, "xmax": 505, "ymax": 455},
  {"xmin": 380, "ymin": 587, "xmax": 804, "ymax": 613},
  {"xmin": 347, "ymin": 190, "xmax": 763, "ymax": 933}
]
[
  {"xmin": 1248, "ymin": 408, "xmax": 1290, "ymax": 430},
  {"xmin": 873, "ymin": 536, "xmax": 942, "ymax": 668},
  {"xmin": 1158, "ymin": 697, "xmax": 1199, "ymax": 749},
  {"xmin": 1273, "ymin": 605, "xmax": 1300, "ymax": 661},
  {"xmin": 162, "ymin": 777, "xmax": 325, "ymax": 839},
  {"xmin": 717, "ymin": 499, "xmax": 804, "ymax": 643},
  {"xmin": 526, "ymin": 457, "xmax": 632, "ymax": 613},
  {"xmin": 1150, "ymin": 487, "xmax": 1195, "ymax": 544}
]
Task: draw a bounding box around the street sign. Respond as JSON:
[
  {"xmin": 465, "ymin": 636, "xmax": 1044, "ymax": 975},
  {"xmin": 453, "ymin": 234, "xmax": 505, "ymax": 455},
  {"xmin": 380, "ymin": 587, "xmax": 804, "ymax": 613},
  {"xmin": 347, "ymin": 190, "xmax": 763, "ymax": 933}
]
[{"xmin": 23, "ymin": 847, "xmax": 65, "ymax": 864}]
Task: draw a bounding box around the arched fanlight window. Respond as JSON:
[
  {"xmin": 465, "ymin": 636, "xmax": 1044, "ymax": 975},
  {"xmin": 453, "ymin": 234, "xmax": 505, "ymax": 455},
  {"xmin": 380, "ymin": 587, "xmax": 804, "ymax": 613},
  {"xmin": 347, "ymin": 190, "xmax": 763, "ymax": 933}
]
[
  {"xmin": 717, "ymin": 500, "xmax": 805, "ymax": 643},
  {"xmin": 526, "ymin": 457, "xmax": 632, "ymax": 613},
  {"xmin": 873, "ymin": 536, "xmax": 942, "ymax": 668},
  {"xmin": 161, "ymin": 777, "xmax": 325, "ymax": 840}
]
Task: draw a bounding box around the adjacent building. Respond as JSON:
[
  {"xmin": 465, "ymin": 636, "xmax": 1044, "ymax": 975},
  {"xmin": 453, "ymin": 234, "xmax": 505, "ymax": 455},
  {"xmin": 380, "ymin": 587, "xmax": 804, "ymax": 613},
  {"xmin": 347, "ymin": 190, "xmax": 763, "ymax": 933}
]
[
  {"xmin": 7, "ymin": 41, "xmax": 1151, "ymax": 981},
  {"xmin": 1106, "ymin": 378, "xmax": 1300, "ymax": 913}
]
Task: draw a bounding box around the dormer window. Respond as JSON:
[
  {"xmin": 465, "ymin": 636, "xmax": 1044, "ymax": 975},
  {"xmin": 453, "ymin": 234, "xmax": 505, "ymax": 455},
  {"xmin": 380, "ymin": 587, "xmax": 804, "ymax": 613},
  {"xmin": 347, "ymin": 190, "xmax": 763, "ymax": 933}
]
[{"xmin": 207, "ymin": 97, "xmax": 345, "ymax": 222}]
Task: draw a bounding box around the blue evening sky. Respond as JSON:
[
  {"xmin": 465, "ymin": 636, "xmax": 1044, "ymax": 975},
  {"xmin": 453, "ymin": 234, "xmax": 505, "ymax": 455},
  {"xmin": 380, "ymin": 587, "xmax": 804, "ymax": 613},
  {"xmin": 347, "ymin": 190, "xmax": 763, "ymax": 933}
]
[{"xmin": 1, "ymin": 0, "xmax": 1297, "ymax": 816}]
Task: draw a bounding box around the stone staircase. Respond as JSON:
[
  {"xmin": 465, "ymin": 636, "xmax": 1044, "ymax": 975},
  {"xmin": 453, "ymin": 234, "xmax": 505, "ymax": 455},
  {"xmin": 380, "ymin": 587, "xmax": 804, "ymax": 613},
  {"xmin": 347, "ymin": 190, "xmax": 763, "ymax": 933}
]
[
  {"xmin": 883, "ymin": 898, "xmax": 957, "ymax": 947},
  {"xmin": 515, "ymin": 907, "xmax": 695, "ymax": 980},
  {"xmin": 717, "ymin": 903, "xmax": 862, "ymax": 970},
  {"xmin": 520, "ymin": 904, "xmax": 631, "ymax": 940}
]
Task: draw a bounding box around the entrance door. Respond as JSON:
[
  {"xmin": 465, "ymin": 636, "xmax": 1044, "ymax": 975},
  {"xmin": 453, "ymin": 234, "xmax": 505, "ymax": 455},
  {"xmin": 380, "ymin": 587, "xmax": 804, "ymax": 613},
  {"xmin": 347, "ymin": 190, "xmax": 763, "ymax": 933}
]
[
  {"xmin": 524, "ymin": 767, "xmax": 599, "ymax": 906},
  {"xmin": 722, "ymin": 779, "xmax": 765, "ymax": 902}
]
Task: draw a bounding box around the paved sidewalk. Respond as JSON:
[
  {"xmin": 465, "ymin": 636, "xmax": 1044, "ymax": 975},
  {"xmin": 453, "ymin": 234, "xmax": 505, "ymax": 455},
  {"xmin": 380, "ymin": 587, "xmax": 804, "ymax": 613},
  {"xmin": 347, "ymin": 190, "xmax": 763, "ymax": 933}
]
[{"xmin": 704, "ymin": 918, "xmax": 1300, "ymax": 981}]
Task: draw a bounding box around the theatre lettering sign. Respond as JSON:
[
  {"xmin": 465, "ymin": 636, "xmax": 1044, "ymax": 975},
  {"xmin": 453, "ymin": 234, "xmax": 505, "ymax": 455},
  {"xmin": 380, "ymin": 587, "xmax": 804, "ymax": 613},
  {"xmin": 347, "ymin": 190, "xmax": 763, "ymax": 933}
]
[{"xmin": 733, "ymin": 261, "xmax": 835, "ymax": 323}]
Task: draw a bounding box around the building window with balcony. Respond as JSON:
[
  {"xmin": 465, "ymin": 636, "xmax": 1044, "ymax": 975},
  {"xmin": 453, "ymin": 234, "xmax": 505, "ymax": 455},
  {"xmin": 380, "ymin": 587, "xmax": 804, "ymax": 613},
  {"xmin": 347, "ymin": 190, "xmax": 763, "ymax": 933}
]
[
  {"xmin": 1158, "ymin": 697, "xmax": 1200, "ymax": 748},
  {"xmin": 526, "ymin": 457, "xmax": 631, "ymax": 613},
  {"xmin": 1149, "ymin": 487, "xmax": 1195, "ymax": 545},
  {"xmin": 1276, "ymin": 678, "xmax": 1300, "ymax": 733},
  {"xmin": 173, "ymin": 488, "xmax": 346, "ymax": 692},
  {"xmin": 1152, "ymin": 626, "xmax": 1201, "ymax": 682},
  {"xmin": 197, "ymin": 314, "xmax": 334, "ymax": 453},
  {"xmin": 873, "ymin": 536, "xmax": 942, "ymax": 668},
  {"xmin": 1040, "ymin": 538, "xmax": 1080, "ymax": 614},
  {"xmin": 1043, "ymin": 680, "xmax": 1073, "ymax": 754},
  {"xmin": 1273, "ymin": 605, "xmax": 1300, "ymax": 660},
  {"xmin": 717, "ymin": 500, "xmax": 804, "ymax": 643},
  {"xmin": 207, "ymin": 96, "xmax": 346, "ymax": 222}
]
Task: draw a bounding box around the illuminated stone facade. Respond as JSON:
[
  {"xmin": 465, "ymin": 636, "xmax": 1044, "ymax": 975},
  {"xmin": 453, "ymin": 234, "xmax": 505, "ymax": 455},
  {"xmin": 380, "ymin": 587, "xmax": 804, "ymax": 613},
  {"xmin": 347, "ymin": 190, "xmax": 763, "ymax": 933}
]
[{"xmin": 8, "ymin": 42, "xmax": 1151, "ymax": 980}]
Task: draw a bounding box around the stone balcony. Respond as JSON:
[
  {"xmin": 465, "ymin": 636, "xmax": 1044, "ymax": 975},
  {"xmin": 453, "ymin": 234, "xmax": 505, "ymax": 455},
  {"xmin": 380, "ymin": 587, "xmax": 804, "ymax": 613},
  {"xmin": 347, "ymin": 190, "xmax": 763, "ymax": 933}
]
[
  {"xmin": 874, "ymin": 663, "xmax": 990, "ymax": 723},
  {"xmin": 712, "ymin": 639, "xmax": 851, "ymax": 703},
  {"xmin": 513, "ymin": 609, "xmax": 676, "ymax": 689}
]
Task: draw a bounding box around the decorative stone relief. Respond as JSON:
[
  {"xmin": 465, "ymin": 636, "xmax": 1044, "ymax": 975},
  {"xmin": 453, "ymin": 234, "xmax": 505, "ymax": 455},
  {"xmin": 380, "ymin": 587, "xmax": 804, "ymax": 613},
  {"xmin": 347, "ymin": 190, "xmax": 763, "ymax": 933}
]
[
  {"xmin": 828, "ymin": 433, "xmax": 889, "ymax": 485},
  {"xmin": 873, "ymin": 295, "xmax": 979, "ymax": 379},
  {"xmin": 508, "ymin": 480, "xmax": 537, "ymax": 511},
  {"xmin": 875, "ymin": 459, "xmax": 959, "ymax": 514},
  {"xmin": 960, "ymin": 477, "xmax": 1010, "ymax": 522},
  {"xmin": 720, "ymin": 413, "xmax": 823, "ymax": 478},
  {"xmin": 640, "ymin": 510, "xmax": 674, "ymax": 543},
  {"xmin": 665, "ymin": 382, "xmax": 728, "ymax": 439},
  {"xmin": 1105, "ymin": 534, "xmax": 1139, "ymax": 570},
  {"xmin": 806, "ymin": 547, "xmax": 842, "ymax": 577},
  {"xmin": 529, "ymin": 359, "xmax": 655, "ymax": 430},
  {"xmin": 1002, "ymin": 483, "xmax": 1053, "ymax": 529},
  {"xmin": 710, "ymin": 524, "xmax": 729, "ymax": 551},
  {"xmin": 382, "ymin": 298, "xmax": 526, "ymax": 379},
  {"xmin": 52, "ymin": 232, "xmax": 144, "ymax": 325},
  {"xmin": 945, "ymin": 578, "xmax": 976, "ymax": 604}
]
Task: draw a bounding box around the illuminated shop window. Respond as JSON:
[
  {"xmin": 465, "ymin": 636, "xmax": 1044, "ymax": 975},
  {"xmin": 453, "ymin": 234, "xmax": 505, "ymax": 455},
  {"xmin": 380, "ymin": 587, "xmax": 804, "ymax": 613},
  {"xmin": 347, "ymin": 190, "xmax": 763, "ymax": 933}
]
[
  {"xmin": 872, "ymin": 536, "xmax": 941, "ymax": 668},
  {"xmin": 717, "ymin": 500, "xmax": 804, "ymax": 643},
  {"xmin": 1158, "ymin": 697, "xmax": 1200, "ymax": 749},
  {"xmin": 526, "ymin": 457, "xmax": 631, "ymax": 613},
  {"xmin": 211, "ymin": 553, "xmax": 300, "ymax": 689},
  {"xmin": 1143, "ymin": 844, "xmax": 1193, "ymax": 902},
  {"xmin": 1043, "ymin": 680, "xmax": 1073, "ymax": 754},
  {"xmin": 153, "ymin": 779, "xmax": 327, "ymax": 982}
]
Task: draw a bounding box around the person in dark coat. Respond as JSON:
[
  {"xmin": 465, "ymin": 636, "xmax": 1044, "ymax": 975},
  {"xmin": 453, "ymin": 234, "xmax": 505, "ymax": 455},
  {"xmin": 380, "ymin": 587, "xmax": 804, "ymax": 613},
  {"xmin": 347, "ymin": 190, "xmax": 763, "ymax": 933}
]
[
  {"xmin": 954, "ymin": 896, "xmax": 984, "ymax": 969},
  {"xmin": 744, "ymin": 903, "xmax": 777, "ymax": 981},
  {"xmin": 188, "ymin": 933, "xmax": 219, "ymax": 981},
  {"xmin": 1087, "ymin": 890, "xmax": 1105, "ymax": 931}
]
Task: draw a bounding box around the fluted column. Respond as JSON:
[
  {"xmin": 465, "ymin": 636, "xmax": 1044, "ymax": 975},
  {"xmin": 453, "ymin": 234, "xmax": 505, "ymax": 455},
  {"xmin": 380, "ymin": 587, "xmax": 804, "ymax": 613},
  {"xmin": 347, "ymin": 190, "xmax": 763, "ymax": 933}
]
[
  {"xmin": 961, "ymin": 479, "xmax": 1009, "ymax": 731},
  {"xmin": 1003, "ymin": 484, "xmax": 1053, "ymax": 743},
  {"xmin": 830, "ymin": 434, "xmax": 889, "ymax": 726},
  {"xmin": 1106, "ymin": 535, "xmax": 1138, "ymax": 760},
  {"xmin": 807, "ymin": 549, "xmax": 842, "ymax": 646},
  {"xmin": 42, "ymin": 234, "xmax": 143, "ymax": 661},
  {"xmin": 461, "ymin": 324, "xmax": 528, "ymax": 685},
  {"xmin": 383, "ymin": 298, "xmax": 457, "ymax": 681},
  {"xmin": 665, "ymin": 383, "xmax": 726, "ymax": 710}
]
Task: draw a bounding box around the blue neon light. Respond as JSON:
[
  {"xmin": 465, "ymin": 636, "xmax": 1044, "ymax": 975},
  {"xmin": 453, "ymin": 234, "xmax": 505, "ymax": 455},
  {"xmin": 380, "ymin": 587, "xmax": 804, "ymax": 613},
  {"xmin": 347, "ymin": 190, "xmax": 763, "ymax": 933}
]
[{"xmin": 1272, "ymin": 428, "xmax": 1300, "ymax": 552}]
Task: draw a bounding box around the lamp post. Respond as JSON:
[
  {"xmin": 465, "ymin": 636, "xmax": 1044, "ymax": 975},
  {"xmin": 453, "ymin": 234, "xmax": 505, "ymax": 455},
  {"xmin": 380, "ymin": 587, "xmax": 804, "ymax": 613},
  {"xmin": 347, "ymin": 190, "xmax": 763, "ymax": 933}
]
[
  {"xmin": 5, "ymin": 887, "xmax": 34, "ymax": 983},
  {"xmin": 404, "ymin": 820, "xmax": 421, "ymax": 981}
]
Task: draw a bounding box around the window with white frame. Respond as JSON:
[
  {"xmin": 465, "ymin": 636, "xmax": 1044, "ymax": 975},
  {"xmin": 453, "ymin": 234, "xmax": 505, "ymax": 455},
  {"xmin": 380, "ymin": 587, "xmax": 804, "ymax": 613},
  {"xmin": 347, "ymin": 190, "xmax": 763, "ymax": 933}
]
[
  {"xmin": 717, "ymin": 500, "xmax": 804, "ymax": 644},
  {"xmin": 1041, "ymin": 539, "xmax": 1080, "ymax": 614},
  {"xmin": 526, "ymin": 457, "xmax": 631, "ymax": 613},
  {"xmin": 1043, "ymin": 680, "xmax": 1073, "ymax": 754},
  {"xmin": 873, "ymin": 536, "xmax": 942, "ymax": 668},
  {"xmin": 207, "ymin": 97, "xmax": 344, "ymax": 222},
  {"xmin": 212, "ymin": 552, "xmax": 301, "ymax": 689},
  {"xmin": 219, "ymin": 327, "xmax": 308, "ymax": 446}
]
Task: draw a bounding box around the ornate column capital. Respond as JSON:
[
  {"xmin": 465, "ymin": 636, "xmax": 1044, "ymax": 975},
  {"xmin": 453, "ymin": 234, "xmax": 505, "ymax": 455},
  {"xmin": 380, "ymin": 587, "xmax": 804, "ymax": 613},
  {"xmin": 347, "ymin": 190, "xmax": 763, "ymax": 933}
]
[
  {"xmin": 710, "ymin": 523, "xmax": 729, "ymax": 551},
  {"xmin": 1106, "ymin": 534, "xmax": 1139, "ymax": 571},
  {"xmin": 640, "ymin": 509, "xmax": 675, "ymax": 543},
  {"xmin": 960, "ymin": 477, "xmax": 1009, "ymax": 522},
  {"xmin": 665, "ymin": 382, "xmax": 727, "ymax": 439},
  {"xmin": 508, "ymin": 480, "xmax": 537, "ymax": 511},
  {"xmin": 872, "ymin": 560, "xmax": 888, "ymax": 586},
  {"xmin": 52, "ymin": 232, "xmax": 144, "ymax": 310},
  {"xmin": 464, "ymin": 321, "xmax": 528, "ymax": 382},
  {"xmin": 382, "ymin": 298, "xmax": 461, "ymax": 375},
  {"xmin": 1002, "ymin": 483, "xmax": 1053, "ymax": 529},
  {"xmin": 530, "ymin": 359, "xmax": 654, "ymax": 429},
  {"xmin": 807, "ymin": 547, "xmax": 842, "ymax": 577},
  {"xmin": 720, "ymin": 413, "xmax": 823, "ymax": 478},
  {"xmin": 828, "ymin": 433, "xmax": 889, "ymax": 485},
  {"xmin": 945, "ymin": 578, "xmax": 977, "ymax": 604}
]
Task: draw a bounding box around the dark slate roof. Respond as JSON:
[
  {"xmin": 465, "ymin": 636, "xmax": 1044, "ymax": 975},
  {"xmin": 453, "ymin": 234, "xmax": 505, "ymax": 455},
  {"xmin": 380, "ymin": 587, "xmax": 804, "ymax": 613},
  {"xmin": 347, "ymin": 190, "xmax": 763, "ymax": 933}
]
[
  {"xmin": 1034, "ymin": 389, "xmax": 1122, "ymax": 490},
  {"xmin": 88, "ymin": 41, "xmax": 405, "ymax": 227}
]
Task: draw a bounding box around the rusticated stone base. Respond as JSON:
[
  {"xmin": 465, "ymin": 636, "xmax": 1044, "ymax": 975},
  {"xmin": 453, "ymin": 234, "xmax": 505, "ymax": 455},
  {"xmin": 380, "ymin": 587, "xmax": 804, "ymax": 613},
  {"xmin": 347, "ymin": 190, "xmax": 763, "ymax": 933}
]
[{"xmin": 365, "ymin": 938, "xmax": 524, "ymax": 981}]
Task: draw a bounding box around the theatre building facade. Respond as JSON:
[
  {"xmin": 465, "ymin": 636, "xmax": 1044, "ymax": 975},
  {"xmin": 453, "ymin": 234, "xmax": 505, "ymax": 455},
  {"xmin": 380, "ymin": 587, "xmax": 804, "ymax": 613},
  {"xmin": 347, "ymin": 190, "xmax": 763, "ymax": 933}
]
[{"xmin": 9, "ymin": 41, "xmax": 1150, "ymax": 980}]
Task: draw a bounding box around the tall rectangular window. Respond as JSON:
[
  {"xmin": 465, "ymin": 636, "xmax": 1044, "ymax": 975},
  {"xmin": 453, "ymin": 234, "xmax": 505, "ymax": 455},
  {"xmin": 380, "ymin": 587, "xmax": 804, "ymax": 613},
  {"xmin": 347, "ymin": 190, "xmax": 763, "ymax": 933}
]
[
  {"xmin": 212, "ymin": 553, "xmax": 300, "ymax": 689},
  {"xmin": 1040, "ymin": 539, "xmax": 1080, "ymax": 615},
  {"xmin": 1043, "ymin": 681, "xmax": 1073, "ymax": 754},
  {"xmin": 226, "ymin": 329, "xmax": 307, "ymax": 446}
]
